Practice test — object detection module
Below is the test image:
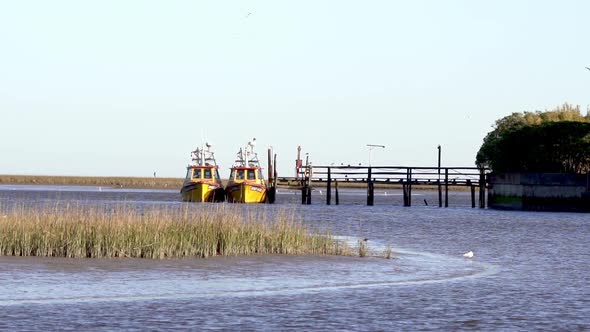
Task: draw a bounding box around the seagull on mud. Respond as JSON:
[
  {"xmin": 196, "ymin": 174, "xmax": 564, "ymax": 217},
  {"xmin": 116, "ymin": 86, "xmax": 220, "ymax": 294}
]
[{"xmin": 463, "ymin": 251, "xmax": 474, "ymax": 258}]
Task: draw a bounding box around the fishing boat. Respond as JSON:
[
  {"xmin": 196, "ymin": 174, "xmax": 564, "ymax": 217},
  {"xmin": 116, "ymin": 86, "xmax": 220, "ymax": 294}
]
[
  {"xmin": 180, "ymin": 143, "xmax": 225, "ymax": 202},
  {"xmin": 225, "ymin": 138, "xmax": 268, "ymax": 203}
]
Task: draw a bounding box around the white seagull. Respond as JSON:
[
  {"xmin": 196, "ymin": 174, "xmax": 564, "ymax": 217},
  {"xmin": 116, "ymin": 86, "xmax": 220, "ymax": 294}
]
[{"xmin": 463, "ymin": 251, "xmax": 474, "ymax": 258}]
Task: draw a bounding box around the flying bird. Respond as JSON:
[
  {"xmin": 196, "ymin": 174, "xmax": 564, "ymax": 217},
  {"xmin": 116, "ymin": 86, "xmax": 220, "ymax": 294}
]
[
  {"xmin": 586, "ymin": 67, "xmax": 590, "ymax": 71},
  {"xmin": 463, "ymin": 251, "xmax": 474, "ymax": 258}
]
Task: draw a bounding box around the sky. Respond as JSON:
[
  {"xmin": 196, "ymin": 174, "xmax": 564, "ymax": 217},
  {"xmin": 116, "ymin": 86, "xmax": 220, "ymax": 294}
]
[{"xmin": 1, "ymin": 0, "xmax": 589, "ymax": 178}]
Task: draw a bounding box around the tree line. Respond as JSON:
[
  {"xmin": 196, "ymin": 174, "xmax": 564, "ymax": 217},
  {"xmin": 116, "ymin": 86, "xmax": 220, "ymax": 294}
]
[{"xmin": 476, "ymin": 103, "xmax": 590, "ymax": 174}]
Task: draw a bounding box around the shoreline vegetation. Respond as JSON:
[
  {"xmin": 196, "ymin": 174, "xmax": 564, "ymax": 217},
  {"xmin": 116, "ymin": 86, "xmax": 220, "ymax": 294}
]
[
  {"xmin": 0, "ymin": 174, "xmax": 183, "ymax": 189},
  {"xmin": 0, "ymin": 205, "xmax": 352, "ymax": 259},
  {"xmin": 0, "ymin": 174, "xmax": 468, "ymax": 191}
]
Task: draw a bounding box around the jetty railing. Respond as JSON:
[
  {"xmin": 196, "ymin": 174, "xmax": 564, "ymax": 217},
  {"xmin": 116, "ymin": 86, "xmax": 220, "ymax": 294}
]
[{"xmin": 280, "ymin": 165, "xmax": 489, "ymax": 208}]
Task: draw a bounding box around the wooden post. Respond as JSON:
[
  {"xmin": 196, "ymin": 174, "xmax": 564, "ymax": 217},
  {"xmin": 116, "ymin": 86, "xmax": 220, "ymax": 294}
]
[
  {"xmin": 479, "ymin": 168, "xmax": 485, "ymax": 208},
  {"xmin": 301, "ymin": 185, "xmax": 307, "ymax": 205},
  {"xmin": 471, "ymin": 185, "xmax": 476, "ymax": 208},
  {"xmin": 266, "ymin": 148, "xmax": 276, "ymax": 204},
  {"xmin": 445, "ymin": 168, "xmax": 449, "ymax": 208},
  {"xmin": 326, "ymin": 167, "xmax": 332, "ymax": 205},
  {"xmin": 367, "ymin": 182, "xmax": 374, "ymax": 206},
  {"xmin": 267, "ymin": 148, "xmax": 273, "ymax": 181},
  {"xmin": 367, "ymin": 167, "xmax": 374, "ymax": 206},
  {"xmin": 438, "ymin": 179, "xmax": 443, "ymax": 207},
  {"xmin": 306, "ymin": 185, "xmax": 312, "ymax": 205},
  {"xmin": 402, "ymin": 183, "xmax": 407, "ymax": 206},
  {"xmin": 335, "ymin": 180, "xmax": 340, "ymax": 205},
  {"xmin": 438, "ymin": 145, "xmax": 442, "ymax": 208},
  {"xmin": 408, "ymin": 168, "xmax": 412, "ymax": 207},
  {"xmin": 273, "ymin": 153, "xmax": 278, "ymax": 186}
]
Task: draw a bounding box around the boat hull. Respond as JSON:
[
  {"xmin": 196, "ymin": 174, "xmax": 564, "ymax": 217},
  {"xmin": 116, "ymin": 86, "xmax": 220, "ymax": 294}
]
[
  {"xmin": 181, "ymin": 182, "xmax": 225, "ymax": 202},
  {"xmin": 225, "ymin": 183, "xmax": 267, "ymax": 204}
]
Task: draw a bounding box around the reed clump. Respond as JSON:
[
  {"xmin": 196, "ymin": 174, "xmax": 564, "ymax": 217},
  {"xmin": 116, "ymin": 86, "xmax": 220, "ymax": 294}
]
[{"xmin": 0, "ymin": 205, "xmax": 351, "ymax": 259}]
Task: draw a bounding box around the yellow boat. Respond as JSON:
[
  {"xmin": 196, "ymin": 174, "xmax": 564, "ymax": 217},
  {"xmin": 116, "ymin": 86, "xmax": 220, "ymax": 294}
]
[
  {"xmin": 225, "ymin": 138, "xmax": 268, "ymax": 204},
  {"xmin": 181, "ymin": 144, "xmax": 225, "ymax": 202}
]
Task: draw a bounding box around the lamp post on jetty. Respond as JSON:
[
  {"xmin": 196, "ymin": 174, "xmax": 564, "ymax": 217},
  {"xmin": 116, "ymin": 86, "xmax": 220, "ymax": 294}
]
[
  {"xmin": 366, "ymin": 144, "xmax": 384, "ymax": 207},
  {"xmin": 367, "ymin": 144, "xmax": 385, "ymax": 166}
]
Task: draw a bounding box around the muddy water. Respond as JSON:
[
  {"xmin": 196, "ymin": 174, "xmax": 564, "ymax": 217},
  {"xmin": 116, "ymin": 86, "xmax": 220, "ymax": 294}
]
[{"xmin": 0, "ymin": 185, "xmax": 588, "ymax": 331}]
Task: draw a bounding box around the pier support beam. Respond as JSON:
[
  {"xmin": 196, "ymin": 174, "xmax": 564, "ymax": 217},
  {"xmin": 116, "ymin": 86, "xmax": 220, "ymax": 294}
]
[
  {"xmin": 326, "ymin": 167, "xmax": 332, "ymax": 205},
  {"xmin": 471, "ymin": 185, "xmax": 476, "ymax": 208},
  {"xmin": 301, "ymin": 185, "xmax": 307, "ymax": 205},
  {"xmin": 402, "ymin": 183, "xmax": 408, "ymax": 206},
  {"xmin": 408, "ymin": 168, "xmax": 412, "ymax": 207},
  {"xmin": 335, "ymin": 180, "xmax": 339, "ymax": 205},
  {"xmin": 445, "ymin": 168, "xmax": 449, "ymax": 208},
  {"xmin": 479, "ymin": 168, "xmax": 486, "ymax": 208},
  {"xmin": 367, "ymin": 167, "xmax": 374, "ymax": 206},
  {"xmin": 438, "ymin": 145, "xmax": 442, "ymax": 208}
]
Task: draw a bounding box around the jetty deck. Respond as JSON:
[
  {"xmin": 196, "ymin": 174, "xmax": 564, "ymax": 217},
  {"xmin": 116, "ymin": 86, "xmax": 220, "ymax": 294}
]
[{"xmin": 279, "ymin": 165, "xmax": 490, "ymax": 208}]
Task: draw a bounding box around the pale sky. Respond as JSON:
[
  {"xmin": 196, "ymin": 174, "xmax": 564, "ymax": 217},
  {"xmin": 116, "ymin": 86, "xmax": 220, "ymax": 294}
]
[{"xmin": 1, "ymin": 1, "xmax": 589, "ymax": 177}]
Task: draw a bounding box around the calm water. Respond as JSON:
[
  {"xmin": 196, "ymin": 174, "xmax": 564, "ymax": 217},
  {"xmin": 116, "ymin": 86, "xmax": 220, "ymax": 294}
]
[{"xmin": 0, "ymin": 185, "xmax": 589, "ymax": 331}]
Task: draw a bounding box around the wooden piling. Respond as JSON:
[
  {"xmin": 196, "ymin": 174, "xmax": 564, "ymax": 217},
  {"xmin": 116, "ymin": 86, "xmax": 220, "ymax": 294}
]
[
  {"xmin": 408, "ymin": 168, "xmax": 413, "ymax": 207},
  {"xmin": 471, "ymin": 185, "xmax": 476, "ymax": 208},
  {"xmin": 479, "ymin": 168, "xmax": 485, "ymax": 208},
  {"xmin": 444, "ymin": 168, "xmax": 449, "ymax": 208},
  {"xmin": 326, "ymin": 167, "xmax": 332, "ymax": 205},
  {"xmin": 266, "ymin": 149, "xmax": 276, "ymax": 204},
  {"xmin": 367, "ymin": 167, "xmax": 374, "ymax": 206},
  {"xmin": 402, "ymin": 183, "xmax": 408, "ymax": 207},
  {"xmin": 438, "ymin": 145, "xmax": 442, "ymax": 207},
  {"xmin": 301, "ymin": 185, "xmax": 307, "ymax": 205},
  {"xmin": 335, "ymin": 180, "xmax": 339, "ymax": 205}
]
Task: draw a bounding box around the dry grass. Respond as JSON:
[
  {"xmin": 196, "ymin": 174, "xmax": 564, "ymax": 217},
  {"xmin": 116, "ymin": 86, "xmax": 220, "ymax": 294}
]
[
  {"xmin": 0, "ymin": 205, "xmax": 352, "ymax": 259},
  {"xmin": 0, "ymin": 174, "xmax": 183, "ymax": 189}
]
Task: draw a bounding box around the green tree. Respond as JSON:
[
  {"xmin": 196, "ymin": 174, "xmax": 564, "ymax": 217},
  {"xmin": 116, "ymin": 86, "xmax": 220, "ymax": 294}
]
[{"xmin": 476, "ymin": 103, "xmax": 590, "ymax": 173}]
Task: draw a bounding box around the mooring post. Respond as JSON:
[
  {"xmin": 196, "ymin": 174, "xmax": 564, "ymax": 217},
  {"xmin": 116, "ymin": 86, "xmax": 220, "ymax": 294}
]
[
  {"xmin": 445, "ymin": 168, "xmax": 449, "ymax": 208},
  {"xmin": 471, "ymin": 185, "xmax": 476, "ymax": 208},
  {"xmin": 301, "ymin": 184, "xmax": 307, "ymax": 205},
  {"xmin": 479, "ymin": 168, "xmax": 485, "ymax": 208},
  {"xmin": 367, "ymin": 167, "xmax": 374, "ymax": 206},
  {"xmin": 335, "ymin": 180, "xmax": 340, "ymax": 205},
  {"xmin": 326, "ymin": 167, "xmax": 332, "ymax": 205}
]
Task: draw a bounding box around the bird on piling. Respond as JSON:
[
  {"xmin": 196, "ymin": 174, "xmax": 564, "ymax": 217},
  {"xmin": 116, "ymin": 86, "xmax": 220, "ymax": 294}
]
[{"xmin": 463, "ymin": 251, "xmax": 474, "ymax": 258}]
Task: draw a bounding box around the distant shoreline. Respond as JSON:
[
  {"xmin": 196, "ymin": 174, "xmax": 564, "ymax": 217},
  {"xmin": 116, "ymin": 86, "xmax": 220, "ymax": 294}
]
[
  {"xmin": 0, "ymin": 174, "xmax": 183, "ymax": 189},
  {"xmin": 0, "ymin": 174, "xmax": 470, "ymax": 192}
]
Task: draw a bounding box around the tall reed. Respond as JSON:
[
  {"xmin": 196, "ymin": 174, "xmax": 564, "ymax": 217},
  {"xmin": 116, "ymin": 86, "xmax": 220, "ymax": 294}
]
[{"xmin": 0, "ymin": 205, "xmax": 351, "ymax": 259}]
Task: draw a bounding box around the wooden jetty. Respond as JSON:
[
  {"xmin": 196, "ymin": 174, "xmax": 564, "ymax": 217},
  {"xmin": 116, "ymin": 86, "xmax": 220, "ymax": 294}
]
[{"xmin": 279, "ymin": 165, "xmax": 489, "ymax": 208}]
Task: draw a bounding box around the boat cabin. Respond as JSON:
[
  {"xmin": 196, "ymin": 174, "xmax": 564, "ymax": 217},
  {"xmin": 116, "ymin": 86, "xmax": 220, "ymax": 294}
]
[
  {"xmin": 186, "ymin": 166, "xmax": 221, "ymax": 182},
  {"xmin": 229, "ymin": 167, "xmax": 264, "ymax": 182}
]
